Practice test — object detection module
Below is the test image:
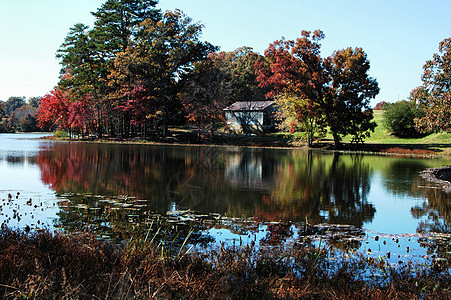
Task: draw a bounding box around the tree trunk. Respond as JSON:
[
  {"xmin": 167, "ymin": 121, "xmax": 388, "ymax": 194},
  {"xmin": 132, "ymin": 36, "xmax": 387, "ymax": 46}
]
[
  {"xmin": 332, "ymin": 132, "xmax": 341, "ymax": 148},
  {"xmin": 161, "ymin": 113, "xmax": 168, "ymax": 138},
  {"xmin": 307, "ymin": 133, "xmax": 313, "ymax": 147}
]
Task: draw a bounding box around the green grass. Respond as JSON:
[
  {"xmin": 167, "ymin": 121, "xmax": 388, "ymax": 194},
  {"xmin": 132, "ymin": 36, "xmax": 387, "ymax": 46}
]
[
  {"xmin": 357, "ymin": 110, "xmax": 451, "ymax": 145},
  {"xmin": 361, "ymin": 111, "xmax": 451, "ymax": 155},
  {"xmin": 353, "ymin": 110, "xmax": 450, "ymax": 143}
]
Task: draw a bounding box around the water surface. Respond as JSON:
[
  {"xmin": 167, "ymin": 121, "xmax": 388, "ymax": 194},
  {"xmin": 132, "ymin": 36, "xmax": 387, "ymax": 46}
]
[{"xmin": 1, "ymin": 133, "xmax": 450, "ymax": 262}]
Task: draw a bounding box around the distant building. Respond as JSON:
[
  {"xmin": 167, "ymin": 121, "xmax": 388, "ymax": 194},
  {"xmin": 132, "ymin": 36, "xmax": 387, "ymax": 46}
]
[{"xmin": 223, "ymin": 101, "xmax": 277, "ymax": 134}]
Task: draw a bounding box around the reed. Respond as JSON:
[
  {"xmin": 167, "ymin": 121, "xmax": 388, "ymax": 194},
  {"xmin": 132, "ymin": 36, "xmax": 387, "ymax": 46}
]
[{"xmin": 0, "ymin": 226, "xmax": 449, "ymax": 299}]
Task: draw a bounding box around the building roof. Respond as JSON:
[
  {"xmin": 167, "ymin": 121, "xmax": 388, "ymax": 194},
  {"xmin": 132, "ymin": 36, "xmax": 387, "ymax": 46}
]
[{"xmin": 223, "ymin": 101, "xmax": 275, "ymax": 111}]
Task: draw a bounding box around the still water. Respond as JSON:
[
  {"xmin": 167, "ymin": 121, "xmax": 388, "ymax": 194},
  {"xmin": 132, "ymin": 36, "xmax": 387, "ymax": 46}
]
[{"xmin": 1, "ymin": 133, "xmax": 450, "ymax": 261}]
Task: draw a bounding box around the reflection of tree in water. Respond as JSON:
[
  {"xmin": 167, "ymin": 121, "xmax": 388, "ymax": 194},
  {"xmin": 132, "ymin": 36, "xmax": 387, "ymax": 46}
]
[
  {"xmin": 265, "ymin": 152, "xmax": 375, "ymax": 227},
  {"xmin": 38, "ymin": 143, "xmax": 269, "ymax": 216},
  {"xmin": 381, "ymin": 159, "xmax": 428, "ymax": 197},
  {"xmin": 38, "ymin": 143, "xmax": 376, "ymax": 242},
  {"xmin": 409, "ymin": 173, "xmax": 451, "ymax": 263},
  {"xmin": 38, "ymin": 143, "xmax": 210, "ymax": 211},
  {"xmin": 37, "ymin": 143, "xmax": 268, "ymax": 244},
  {"xmin": 322, "ymin": 153, "xmax": 375, "ymax": 226},
  {"xmin": 411, "ymin": 179, "xmax": 451, "ymax": 234}
]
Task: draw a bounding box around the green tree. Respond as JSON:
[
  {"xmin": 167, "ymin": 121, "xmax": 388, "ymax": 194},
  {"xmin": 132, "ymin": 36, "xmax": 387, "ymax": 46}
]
[
  {"xmin": 15, "ymin": 104, "xmax": 39, "ymax": 132},
  {"xmin": 324, "ymin": 47, "xmax": 379, "ymax": 145},
  {"xmin": 20, "ymin": 114, "xmax": 39, "ymax": 132},
  {"xmin": 91, "ymin": 0, "xmax": 161, "ymax": 137},
  {"xmin": 274, "ymin": 94, "xmax": 324, "ymax": 146},
  {"xmin": 57, "ymin": 23, "xmax": 106, "ymax": 136},
  {"xmin": 215, "ymin": 47, "xmax": 269, "ymax": 102},
  {"xmin": 383, "ymin": 100, "xmax": 425, "ymax": 137},
  {"xmin": 414, "ymin": 38, "xmax": 451, "ymax": 133},
  {"xmin": 4, "ymin": 96, "xmax": 26, "ymax": 117},
  {"xmin": 91, "ymin": 0, "xmax": 160, "ymax": 57},
  {"xmin": 54, "ymin": 1, "xmax": 161, "ymax": 138},
  {"xmin": 27, "ymin": 97, "xmax": 42, "ymax": 108}
]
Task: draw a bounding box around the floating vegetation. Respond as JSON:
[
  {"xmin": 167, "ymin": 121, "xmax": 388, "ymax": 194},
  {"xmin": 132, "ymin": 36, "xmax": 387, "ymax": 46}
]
[{"xmin": 1, "ymin": 192, "xmax": 451, "ymax": 269}]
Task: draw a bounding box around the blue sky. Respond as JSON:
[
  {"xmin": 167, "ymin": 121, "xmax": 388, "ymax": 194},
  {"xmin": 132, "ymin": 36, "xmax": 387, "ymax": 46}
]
[{"xmin": 1, "ymin": 0, "xmax": 450, "ymax": 107}]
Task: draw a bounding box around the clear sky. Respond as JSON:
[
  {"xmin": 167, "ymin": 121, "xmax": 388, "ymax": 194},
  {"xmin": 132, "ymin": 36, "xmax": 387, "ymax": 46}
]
[{"xmin": 1, "ymin": 0, "xmax": 450, "ymax": 107}]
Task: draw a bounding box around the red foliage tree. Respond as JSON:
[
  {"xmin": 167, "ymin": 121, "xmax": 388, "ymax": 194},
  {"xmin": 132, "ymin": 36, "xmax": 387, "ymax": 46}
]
[
  {"xmin": 38, "ymin": 88, "xmax": 71, "ymax": 131},
  {"xmin": 256, "ymin": 30, "xmax": 379, "ymax": 147},
  {"xmin": 374, "ymin": 101, "xmax": 388, "ymax": 110}
]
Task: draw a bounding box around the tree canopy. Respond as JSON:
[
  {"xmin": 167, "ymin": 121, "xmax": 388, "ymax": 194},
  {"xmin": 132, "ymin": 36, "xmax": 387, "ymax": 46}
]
[
  {"xmin": 256, "ymin": 30, "xmax": 379, "ymax": 147},
  {"xmin": 179, "ymin": 47, "xmax": 268, "ymax": 130},
  {"xmin": 413, "ymin": 38, "xmax": 451, "ymax": 133},
  {"xmin": 46, "ymin": 1, "xmax": 216, "ymax": 138},
  {"xmin": 108, "ymin": 9, "xmax": 216, "ymax": 136},
  {"xmin": 0, "ymin": 97, "xmax": 41, "ymax": 132},
  {"xmin": 41, "ymin": 4, "xmax": 384, "ymax": 145}
]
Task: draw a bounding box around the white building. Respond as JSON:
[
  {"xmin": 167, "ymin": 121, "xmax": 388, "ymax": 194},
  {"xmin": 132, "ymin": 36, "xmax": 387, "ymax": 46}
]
[{"xmin": 223, "ymin": 101, "xmax": 277, "ymax": 134}]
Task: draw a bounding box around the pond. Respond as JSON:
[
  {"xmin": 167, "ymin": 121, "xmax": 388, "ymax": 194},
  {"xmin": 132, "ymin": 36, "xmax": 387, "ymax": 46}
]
[{"xmin": 1, "ymin": 133, "xmax": 450, "ymax": 265}]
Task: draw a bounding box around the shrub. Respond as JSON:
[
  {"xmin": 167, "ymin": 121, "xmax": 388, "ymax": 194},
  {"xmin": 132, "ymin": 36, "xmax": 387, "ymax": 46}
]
[
  {"xmin": 54, "ymin": 130, "xmax": 69, "ymax": 138},
  {"xmin": 383, "ymin": 100, "xmax": 425, "ymax": 137}
]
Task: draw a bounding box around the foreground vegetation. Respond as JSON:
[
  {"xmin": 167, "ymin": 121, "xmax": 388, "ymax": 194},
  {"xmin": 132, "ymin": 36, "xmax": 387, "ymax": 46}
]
[{"xmin": 0, "ymin": 227, "xmax": 449, "ymax": 299}]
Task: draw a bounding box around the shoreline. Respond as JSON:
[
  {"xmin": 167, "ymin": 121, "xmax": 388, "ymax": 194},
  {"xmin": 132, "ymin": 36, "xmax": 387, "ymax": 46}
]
[{"xmin": 39, "ymin": 132, "xmax": 451, "ymax": 159}]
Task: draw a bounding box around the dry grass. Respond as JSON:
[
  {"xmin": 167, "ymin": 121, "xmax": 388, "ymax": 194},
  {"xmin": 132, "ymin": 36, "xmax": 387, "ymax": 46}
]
[{"xmin": 0, "ymin": 227, "xmax": 449, "ymax": 299}]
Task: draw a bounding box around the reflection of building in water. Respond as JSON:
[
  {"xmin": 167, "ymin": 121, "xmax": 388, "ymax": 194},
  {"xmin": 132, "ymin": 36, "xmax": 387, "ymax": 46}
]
[{"xmin": 224, "ymin": 151, "xmax": 274, "ymax": 191}]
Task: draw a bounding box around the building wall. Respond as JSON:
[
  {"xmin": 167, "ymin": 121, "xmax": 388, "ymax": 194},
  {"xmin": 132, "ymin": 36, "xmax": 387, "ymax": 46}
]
[
  {"xmin": 226, "ymin": 111, "xmax": 263, "ymax": 126},
  {"xmin": 225, "ymin": 111, "xmax": 264, "ymax": 134}
]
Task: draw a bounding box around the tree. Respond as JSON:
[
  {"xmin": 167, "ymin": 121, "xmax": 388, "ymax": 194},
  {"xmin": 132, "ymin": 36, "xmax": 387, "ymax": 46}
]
[
  {"xmin": 37, "ymin": 88, "xmax": 72, "ymax": 131},
  {"xmin": 27, "ymin": 97, "xmax": 42, "ymax": 109},
  {"xmin": 256, "ymin": 30, "xmax": 379, "ymax": 147},
  {"xmin": 108, "ymin": 10, "xmax": 216, "ymax": 136},
  {"xmin": 57, "ymin": 23, "xmax": 106, "ymax": 136},
  {"xmin": 413, "ymin": 38, "xmax": 451, "ymax": 133},
  {"xmin": 15, "ymin": 105, "xmax": 39, "ymax": 132},
  {"xmin": 383, "ymin": 100, "xmax": 425, "ymax": 137},
  {"xmin": 53, "ymin": 1, "xmax": 161, "ymax": 138},
  {"xmin": 274, "ymin": 94, "xmax": 324, "ymax": 146},
  {"xmin": 213, "ymin": 47, "xmax": 269, "ymax": 102},
  {"xmin": 374, "ymin": 101, "xmax": 388, "ymax": 110},
  {"xmin": 4, "ymin": 96, "xmax": 26, "ymax": 117},
  {"xmin": 179, "ymin": 56, "xmax": 232, "ymax": 131},
  {"xmin": 0, "ymin": 101, "xmax": 7, "ymax": 133},
  {"xmin": 0, "ymin": 101, "xmax": 6, "ymax": 119},
  {"xmin": 92, "ymin": 0, "xmax": 161, "ymax": 137},
  {"xmin": 91, "ymin": 0, "xmax": 160, "ymax": 58},
  {"xmin": 8, "ymin": 113, "xmax": 18, "ymax": 132},
  {"xmin": 324, "ymin": 47, "xmax": 379, "ymax": 144},
  {"xmin": 20, "ymin": 114, "xmax": 39, "ymax": 132}
]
